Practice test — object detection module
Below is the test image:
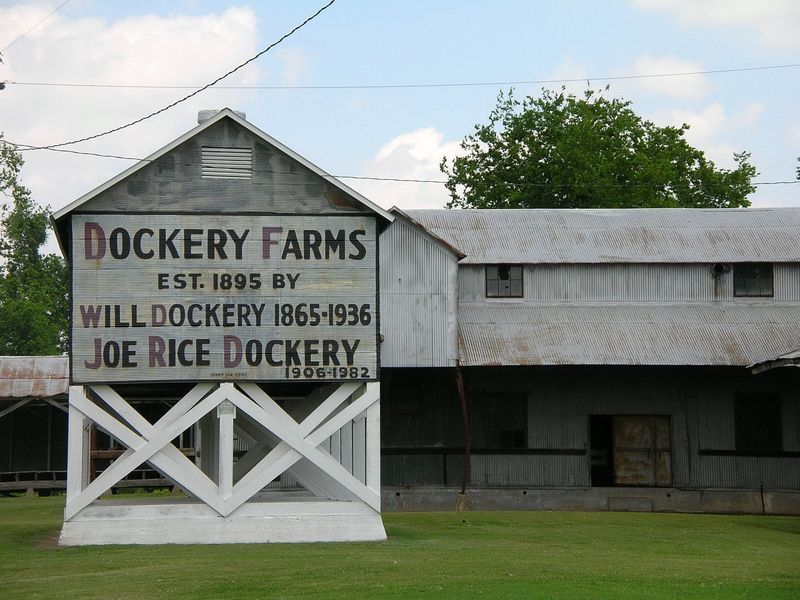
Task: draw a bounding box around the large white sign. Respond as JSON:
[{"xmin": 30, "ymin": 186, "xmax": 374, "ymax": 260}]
[{"xmin": 71, "ymin": 214, "xmax": 378, "ymax": 384}]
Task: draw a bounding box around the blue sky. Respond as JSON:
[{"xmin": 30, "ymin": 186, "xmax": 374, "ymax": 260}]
[{"xmin": 1, "ymin": 0, "xmax": 798, "ymax": 227}]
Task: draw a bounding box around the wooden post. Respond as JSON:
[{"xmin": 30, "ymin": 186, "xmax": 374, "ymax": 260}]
[
  {"xmin": 217, "ymin": 398, "xmax": 236, "ymax": 499},
  {"xmin": 66, "ymin": 387, "xmax": 90, "ymax": 503},
  {"xmin": 365, "ymin": 382, "xmax": 381, "ymax": 495}
]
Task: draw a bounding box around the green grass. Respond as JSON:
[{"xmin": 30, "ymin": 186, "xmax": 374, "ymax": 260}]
[{"xmin": 1, "ymin": 495, "xmax": 799, "ymax": 599}]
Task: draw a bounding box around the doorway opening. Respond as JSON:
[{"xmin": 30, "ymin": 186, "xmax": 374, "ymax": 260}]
[{"xmin": 590, "ymin": 415, "xmax": 672, "ymax": 486}]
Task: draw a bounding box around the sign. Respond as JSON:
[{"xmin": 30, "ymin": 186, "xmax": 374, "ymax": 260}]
[{"xmin": 70, "ymin": 214, "xmax": 378, "ymax": 384}]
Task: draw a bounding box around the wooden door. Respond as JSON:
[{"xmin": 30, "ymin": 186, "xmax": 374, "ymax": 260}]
[{"xmin": 612, "ymin": 416, "xmax": 672, "ymax": 486}]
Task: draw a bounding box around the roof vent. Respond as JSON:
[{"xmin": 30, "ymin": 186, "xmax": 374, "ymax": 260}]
[
  {"xmin": 201, "ymin": 146, "xmax": 253, "ymax": 180},
  {"xmin": 197, "ymin": 109, "xmax": 246, "ymax": 124}
]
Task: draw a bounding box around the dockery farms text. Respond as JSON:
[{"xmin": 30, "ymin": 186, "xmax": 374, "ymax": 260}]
[{"xmin": 71, "ymin": 215, "xmax": 378, "ymax": 383}]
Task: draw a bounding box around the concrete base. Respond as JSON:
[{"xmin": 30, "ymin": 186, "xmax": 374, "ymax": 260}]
[
  {"xmin": 59, "ymin": 498, "xmax": 387, "ymax": 545},
  {"xmin": 383, "ymin": 486, "xmax": 800, "ymax": 515}
]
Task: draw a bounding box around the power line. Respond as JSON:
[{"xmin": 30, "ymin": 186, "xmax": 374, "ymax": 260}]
[
  {"xmin": 3, "ymin": 140, "xmax": 797, "ymax": 188},
  {"xmin": 6, "ymin": 142, "xmax": 144, "ymax": 161},
  {"xmin": 4, "ymin": 62, "xmax": 800, "ymax": 92},
  {"xmin": 1, "ymin": 0, "xmax": 72, "ymax": 54},
  {"xmin": 17, "ymin": 0, "xmax": 336, "ymax": 152}
]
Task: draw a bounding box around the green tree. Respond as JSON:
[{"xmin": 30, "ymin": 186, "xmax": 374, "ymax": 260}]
[
  {"xmin": 0, "ymin": 135, "xmax": 69, "ymax": 355},
  {"xmin": 442, "ymin": 88, "xmax": 757, "ymax": 209}
]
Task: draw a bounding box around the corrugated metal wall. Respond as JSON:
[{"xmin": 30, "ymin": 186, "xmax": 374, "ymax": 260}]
[
  {"xmin": 382, "ymin": 366, "xmax": 800, "ymax": 491},
  {"xmin": 458, "ymin": 263, "xmax": 800, "ymax": 303},
  {"xmin": 379, "ymin": 219, "xmax": 458, "ymax": 367}
]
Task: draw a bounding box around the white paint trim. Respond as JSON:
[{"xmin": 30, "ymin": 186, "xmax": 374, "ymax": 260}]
[
  {"xmin": 60, "ymin": 500, "xmax": 387, "ymax": 545},
  {"xmin": 217, "ymin": 400, "xmax": 235, "ymax": 499},
  {"xmin": 65, "ymin": 389, "xmax": 90, "ymax": 503},
  {"xmin": 63, "ymin": 381, "xmax": 383, "ymax": 534},
  {"xmin": 365, "ymin": 383, "xmax": 381, "ymax": 494},
  {"xmin": 224, "ymin": 385, "xmax": 380, "ymax": 513}
]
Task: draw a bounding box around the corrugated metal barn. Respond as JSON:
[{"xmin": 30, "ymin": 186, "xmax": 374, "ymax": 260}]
[
  {"xmin": 380, "ymin": 208, "xmax": 800, "ymax": 513},
  {"xmin": 1, "ymin": 109, "xmax": 798, "ymax": 515}
]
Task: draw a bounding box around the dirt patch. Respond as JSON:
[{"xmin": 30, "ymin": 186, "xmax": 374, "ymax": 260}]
[{"xmin": 36, "ymin": 529, "xmax": 62, "ymax": 550}]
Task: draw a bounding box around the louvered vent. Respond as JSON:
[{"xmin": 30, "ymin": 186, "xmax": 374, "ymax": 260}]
[{"xmin": 201, "ymin": 146, "xmax": 253, "ymax": 179}]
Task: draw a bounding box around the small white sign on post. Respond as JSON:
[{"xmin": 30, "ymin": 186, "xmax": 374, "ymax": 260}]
[{"xmin": 70, "ymin": 214, "xmax": 378, "ymax": 384}]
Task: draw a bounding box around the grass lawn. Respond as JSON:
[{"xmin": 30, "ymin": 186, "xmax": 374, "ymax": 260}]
[{"xmin": 0, "ymin": 495, "xmax": 798, "ymax": 599}]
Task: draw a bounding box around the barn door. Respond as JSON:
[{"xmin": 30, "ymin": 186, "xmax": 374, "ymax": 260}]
[{"xmin": 612, "ymin": 416, "xmax": 672, "ymax": 486}]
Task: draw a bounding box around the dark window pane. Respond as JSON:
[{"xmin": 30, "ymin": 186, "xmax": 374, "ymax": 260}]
[
  {"xmin": 735, "ymin": 395, "xmax": 782, "ymax": 452},
  {"xmin": 734, "ymin": 263, "xmax": 773, "ymax": 297},
  {"xmin": 500, "ymin": 277, "xmax": 510, "ymax": 295},
  {"xmin": 485, "ymin": 265, "xmax": 523, "ymax": 298},
  {"xmin": 469, "ymin": 393, "xmax": 527, "ymax": 450}
]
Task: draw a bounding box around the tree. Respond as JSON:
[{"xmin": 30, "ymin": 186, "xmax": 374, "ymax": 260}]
[
  {"xmin": 0, "ymin": 135, "xmax": 69, "ymax": 355},
  {"xmin": 442, "ymin": 88, "xmax": 757, "ymax": 209}
]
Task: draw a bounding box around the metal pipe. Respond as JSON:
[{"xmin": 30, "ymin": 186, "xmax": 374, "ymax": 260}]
[{"xmin": 455, "ymin": 365, "xmax": 470, "ymax": 495}]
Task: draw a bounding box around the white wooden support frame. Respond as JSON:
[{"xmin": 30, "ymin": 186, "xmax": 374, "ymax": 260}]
[{"xmin": 59, "ymin": 381, "xmax": 385, "ymax": 545}]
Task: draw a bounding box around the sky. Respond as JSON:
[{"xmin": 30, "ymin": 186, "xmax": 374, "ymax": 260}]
[{"xmin": 1, "ymin": 0, "xmax": 799, "ymax": 251}]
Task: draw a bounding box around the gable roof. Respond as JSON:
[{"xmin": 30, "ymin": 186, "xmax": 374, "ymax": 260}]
[
  {"xmin": 406, "ymin": 208, "xmax": 800, "ymax": 264},
  {"xmin": 389, "ymin": 207, "xmax": 466, "ymax": 259},
  {"xmin": 52, "ymin": 108, "xmax": 392, "ymax": 226}
]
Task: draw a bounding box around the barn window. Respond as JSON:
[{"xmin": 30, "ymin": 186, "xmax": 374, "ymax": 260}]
[
  {"xmin": 486, "ymin": 265, "xmax": 523, "ymax": 298},
  {"xmin": 201, "ymin": 146, "xmax": 253, "ymax": 180},
  {"xmin": 735, "ymin": 394, "xmax": 782, "ymax": 452},
  {"xmin": 470, "ymin": 393, "xmax": 527, "ymax": 450},
  {"xmin": 733, "ymin": 263, "xmax": 773, "ymax": 297}
]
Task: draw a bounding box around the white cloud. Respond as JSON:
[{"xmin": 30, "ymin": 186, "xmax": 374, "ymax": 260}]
[
  {"xmin": 347, "ymin": 128, "xmax": 461, "ymax": 210},
  {"xmin": 730, "ymin": 103, "xmax": 764, "ymax": 128},
  {"xmin": 625, "ymin": 54, "xmax": 710, "ymax": 101},
  {"xmin": 543, "ymin": 57, "xmax": 591, "ymax": 95},
  {"xmin": 276, "ymin": 48, "xmax": 310, "ymax": 85},
  {"xmin": 652, "ymin": 102, "xmax": 763, "ymax": 167},
  {"xmin": 0, "ymin": 4, "xmax": 262, "ymax": 228},
  {"xmin": 632, "ymin": 0, "xmax": 800, "ymax": 48},
  {"xmin": 785, "ymin": 119, "xmax": 800, "ymax": 149},
  {"xmin": 548, "ymin": 54, "xmax": 710, "ymax": 101}
]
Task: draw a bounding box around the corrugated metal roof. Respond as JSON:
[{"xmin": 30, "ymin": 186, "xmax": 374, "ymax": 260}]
[
  {"xmin": 0, "ymin": 356, "xmax": 69, "ymax": 399},
  {"xmin": 458, "ymin": 303, "xmax": 800, "ymax": 366},
  {"xmin": 406, "ymin": 208, "xmax": 800, "ymax": 264},
  {"xmin": 748, "ymin": 346, "xmax": 800, "ymax": 373}
]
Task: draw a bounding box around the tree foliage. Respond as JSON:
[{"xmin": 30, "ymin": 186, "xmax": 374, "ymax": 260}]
[
  {"xmin": 0, "ymin": 136, "xmax": 69, "ymax": 355},
  {"xmin": 442, "ymin": 88, "xmax": 757, "ymax": 209}
]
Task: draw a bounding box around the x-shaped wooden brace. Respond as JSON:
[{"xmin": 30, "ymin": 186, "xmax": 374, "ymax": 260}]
[
  {"xmin": 66, "ymin": 383, "xmax": 226, "ymax": 519},
  {"xmin": 222, "ymin": 382, "xmax": 380, "ymax": 515},
  {"xmin": 65, "ymin": 381, "xmax": 380, "ymax": 520}
]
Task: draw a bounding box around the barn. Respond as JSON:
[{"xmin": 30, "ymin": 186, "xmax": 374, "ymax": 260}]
[
  {"xmin": 379, "ymin": 208, "xmax": 800, "ymax": 513},
  {"xmin": 1, "ymin": 109, "xmax": 797, "ymax": 543}
]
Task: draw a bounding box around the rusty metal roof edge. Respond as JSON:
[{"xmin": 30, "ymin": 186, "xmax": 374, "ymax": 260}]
[
  {"xmin": 389, "ymin": 206, "xmax": 467, "ymax": 259},
  {"xmin": 0, "ymin": 356, "xmax": 70, "ymax": 399},
  {"xmin": 748, "ymin": 347, "xmax": 800, "ymax": 373},
  {"xmin": 405, "ymin": 207, "xmax": 800, "ymax": 264}
]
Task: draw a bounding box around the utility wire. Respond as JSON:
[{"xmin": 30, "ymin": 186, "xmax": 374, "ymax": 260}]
[
  {"xmin": 3, "ymin": 140, "xmax": 797, "ymax": 188},
  {"xmin": 1, "ymin": 0, "xmax": 72, "ymax": 54},
  {"xmin": 4, "ymin": 62, "xmax": 800, "ymax": 91},
  {"xmin": 17, "ymin": 0, "xmax": 336, "ymax": 152}
]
